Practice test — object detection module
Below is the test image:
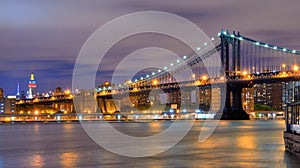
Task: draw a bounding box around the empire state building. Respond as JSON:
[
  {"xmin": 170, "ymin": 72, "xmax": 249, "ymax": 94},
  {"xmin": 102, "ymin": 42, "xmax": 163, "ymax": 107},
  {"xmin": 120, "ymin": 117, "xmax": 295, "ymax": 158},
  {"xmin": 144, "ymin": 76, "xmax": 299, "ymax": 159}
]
[{"xmin": 27, "ymin": 72, "xmax": 37, "ymax": 99}]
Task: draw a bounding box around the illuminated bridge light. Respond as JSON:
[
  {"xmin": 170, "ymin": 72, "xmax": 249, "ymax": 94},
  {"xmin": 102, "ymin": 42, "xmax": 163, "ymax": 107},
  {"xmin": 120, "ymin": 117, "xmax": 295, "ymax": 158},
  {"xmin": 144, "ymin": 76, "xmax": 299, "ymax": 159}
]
[
  {"xmin": 134, "ymin": 79, "xmax": 138, "ymax": 82},
  {"xmin": 283, "ymin": 48, "xmax": 287, "ymax": 52},
  {"xmin": 211, "ymin": 37, "xmax": 215, "ymax": 41},
  {"xmin": 230, "ymin": 34, "xmax": 235, "ymax": 38},
  {"xmin": 140, "ymin": 77, "xmax": 144, "ymax": 80},
  {"xmin": 292, "ymin": 50, "xmax": 297, "ymax": 54},
  {"xmin": 204, "ymin": 43, "xmax": 207, "ymax": 46},
  {"xmin": 176, "ymin": 59, "xmax": 180, "ymax": 63},
  {"xmin": 255, "ymin": 42, "xmax": 260, "ymax": 46},
  {"xmin": 264, "ymin": 44, "xmax": 269, "ymax": 48},
  {"xmin": 164, "ymin": 66, "xmax": 167, "ymax": 70},
  {"xmin": 197, "ymin": 47, "xmax": 201, "ymax": 51},
  {"xmin": 238, "ymin": 37, "xmax": 243, "ymax": 40},
  {"xmin": 146, "ymin": 74, "xmax": 149, "ymax": 78},
  {"xmin": 183, "ymin": 55, "xmax": 187, "ymax": 59},
  {"xmin": 158, "ymin": 69, "xmax": 161, "ymax": 73},
  {"xmin": 218, "ymin": 32, "xmax": 221, "ymax": 36},
  {"xmin": 152, "ymin": 79, "xmax": 158, "ymax": 85},
  {"xmin": 152, "ymin": 72, "xmax": 155, "ymax": 75},
  {"xmin": 273, "ymin": 46, "xmax": 278, "ymax": 50},
  {"xmin": 293, "ymin": 65, "xmax": 299, "ymax": 72},
  {"xmin": 170, "ymin": 63, "xmax": 174, "ymax": 66},
  {"xmin": 202, "ymin": 75, "xmax": 208, "ymax": 81}
]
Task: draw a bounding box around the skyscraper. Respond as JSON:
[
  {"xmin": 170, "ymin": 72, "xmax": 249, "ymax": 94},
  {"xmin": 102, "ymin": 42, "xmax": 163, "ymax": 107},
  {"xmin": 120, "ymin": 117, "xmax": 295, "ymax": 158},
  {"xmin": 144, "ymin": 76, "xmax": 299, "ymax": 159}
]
[
  {"xmin": 27, "ymin": 72, "xmax": 37, "ymax": 99},
  {"xmin": 0, "ymin": 88, "xmax": 3, "ymax": 98},
  {"xmin": 16, "ymin": 83, "xmax": 20, "ymax": 99}
]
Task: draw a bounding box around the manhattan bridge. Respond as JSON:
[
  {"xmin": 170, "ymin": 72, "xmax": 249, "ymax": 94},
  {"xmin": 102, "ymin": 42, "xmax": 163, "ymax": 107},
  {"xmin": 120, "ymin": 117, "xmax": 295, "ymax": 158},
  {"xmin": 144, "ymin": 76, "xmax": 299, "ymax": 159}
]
[
  {"xmin": 91, "ymin": 29, "xmax": 300, "ymax": 120},
  {"xmin": 19, "ymin": 30, "xmax": 300, "ymax": 120}
]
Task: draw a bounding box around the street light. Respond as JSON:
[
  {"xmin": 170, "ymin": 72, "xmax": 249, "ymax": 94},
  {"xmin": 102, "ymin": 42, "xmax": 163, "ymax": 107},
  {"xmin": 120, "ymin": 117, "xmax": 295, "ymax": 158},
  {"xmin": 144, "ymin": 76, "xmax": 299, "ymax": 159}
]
[
  {"xmin": 65, "ymin": 90, "xmax": 71, "ymax": 95},
  {"xmin": 152, "ymin": 79, "xmax": 158, "ymax": 85},
  {"xmin": 293, "ymin": 65, "xmax": 299, "ymax": 72},
  {"xmin": 282, "ymin": 64, "xmax": 286, "ymax": 71},
  {"xmin": 202, "ymin": 75, "xmax": 208, "ymax": 81}
]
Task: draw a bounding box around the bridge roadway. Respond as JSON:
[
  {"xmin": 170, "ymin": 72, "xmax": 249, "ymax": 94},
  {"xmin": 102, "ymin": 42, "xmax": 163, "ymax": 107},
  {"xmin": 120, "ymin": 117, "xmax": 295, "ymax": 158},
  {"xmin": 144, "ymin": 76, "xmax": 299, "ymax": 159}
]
[
  {"xmin": 97, "ymin": 70, "xmax": 300, "ymax": 119},
  {"xmin": 98, "ymin": 70, "xmax": 300, "ymax": 95}
]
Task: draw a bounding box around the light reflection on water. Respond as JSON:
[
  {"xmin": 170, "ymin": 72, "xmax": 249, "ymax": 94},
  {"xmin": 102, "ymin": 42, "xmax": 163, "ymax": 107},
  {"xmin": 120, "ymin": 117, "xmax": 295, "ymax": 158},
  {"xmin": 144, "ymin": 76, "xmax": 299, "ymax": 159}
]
[
  {"xmin": 60, "ymin": 152, "xmax": 79, "ymax": 168},
  {"xmin": 30, "ymin": 154, "xmax": 44, "ymax": 167},
  {"xmin": 33, "ymin": 123, "xmax": 39, "ymax": 134},
  {"xmin": 0, "ymin": 120, "xmax": 299, "ymax": 167},
  {"xmin": 236, "ymin": 134, "xmax": 256, "ymax": 149}
]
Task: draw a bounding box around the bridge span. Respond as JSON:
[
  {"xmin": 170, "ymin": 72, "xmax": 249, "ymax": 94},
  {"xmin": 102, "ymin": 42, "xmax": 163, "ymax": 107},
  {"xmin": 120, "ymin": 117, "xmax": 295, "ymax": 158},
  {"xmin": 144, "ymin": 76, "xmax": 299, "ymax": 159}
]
[{"xmin": 16, "ymin": 30, "xmax": 300, "ymax": 120}]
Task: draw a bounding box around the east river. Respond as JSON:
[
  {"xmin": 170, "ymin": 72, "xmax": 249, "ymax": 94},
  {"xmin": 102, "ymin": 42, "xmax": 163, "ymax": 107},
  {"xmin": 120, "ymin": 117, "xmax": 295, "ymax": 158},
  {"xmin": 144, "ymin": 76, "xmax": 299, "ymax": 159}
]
[{"xmin": 0, "ymin": 120, "xmax": 299, "ymax": 168}]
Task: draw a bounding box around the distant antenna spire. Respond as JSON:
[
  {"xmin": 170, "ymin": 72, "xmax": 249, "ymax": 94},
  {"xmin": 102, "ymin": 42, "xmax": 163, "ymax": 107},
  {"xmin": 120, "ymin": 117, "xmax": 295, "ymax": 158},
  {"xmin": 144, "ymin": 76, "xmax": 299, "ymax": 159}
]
[{"xmin": 16, "ymin": 83, "xmax": 20, "ymax": 96}]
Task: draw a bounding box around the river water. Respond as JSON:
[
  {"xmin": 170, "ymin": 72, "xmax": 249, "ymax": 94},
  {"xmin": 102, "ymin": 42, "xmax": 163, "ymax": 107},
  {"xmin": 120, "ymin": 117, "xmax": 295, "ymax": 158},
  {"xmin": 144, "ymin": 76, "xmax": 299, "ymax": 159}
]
[{"xmin": 0, "ymin": 120, "xmax": 299, "ymax": 168}]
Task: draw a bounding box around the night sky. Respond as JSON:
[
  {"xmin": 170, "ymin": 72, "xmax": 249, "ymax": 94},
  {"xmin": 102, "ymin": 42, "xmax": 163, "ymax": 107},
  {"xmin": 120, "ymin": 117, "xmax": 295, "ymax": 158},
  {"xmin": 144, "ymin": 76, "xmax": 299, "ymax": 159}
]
[{"xmin": 1, "ymin": 0, "xmax": 300, "ymax": 96}]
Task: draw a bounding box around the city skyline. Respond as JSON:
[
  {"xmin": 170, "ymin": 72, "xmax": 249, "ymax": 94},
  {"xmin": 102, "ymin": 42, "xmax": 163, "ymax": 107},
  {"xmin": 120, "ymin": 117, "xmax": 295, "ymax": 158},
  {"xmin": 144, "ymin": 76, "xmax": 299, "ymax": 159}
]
[{"xmin": 1, "ymin": 0, "xmax": 300, "ymax": 95}]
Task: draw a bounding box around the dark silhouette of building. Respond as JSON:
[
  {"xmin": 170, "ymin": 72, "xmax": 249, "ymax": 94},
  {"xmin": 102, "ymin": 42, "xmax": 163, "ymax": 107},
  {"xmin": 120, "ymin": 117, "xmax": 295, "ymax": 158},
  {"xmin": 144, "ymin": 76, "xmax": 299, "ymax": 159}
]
[{"xmin": 0, "ymin": 88, "xmax": 3, "ymax": 98}]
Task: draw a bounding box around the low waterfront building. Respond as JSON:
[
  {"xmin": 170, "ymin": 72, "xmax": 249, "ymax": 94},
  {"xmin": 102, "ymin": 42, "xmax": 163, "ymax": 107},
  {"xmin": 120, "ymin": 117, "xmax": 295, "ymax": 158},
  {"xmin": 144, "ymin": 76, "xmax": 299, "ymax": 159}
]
[
  {"xmin": 0, "ymin": 96, "xmax": 16, "ymax": 114},
  {"xmin": 74, "ymin": 89, "xmax": 98, "ymax": 113}
]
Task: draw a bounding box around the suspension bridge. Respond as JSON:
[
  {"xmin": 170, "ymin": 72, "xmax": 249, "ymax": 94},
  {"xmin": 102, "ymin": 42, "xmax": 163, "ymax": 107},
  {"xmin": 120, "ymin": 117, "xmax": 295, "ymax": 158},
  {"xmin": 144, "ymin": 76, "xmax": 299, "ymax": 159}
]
[
  {"xmin": 93, "ymin": 29, "xmax": 300, "ymax": 120},
  {"xmin": 15, "ymin": 29, "xmax": 300, "ymax": 120}
]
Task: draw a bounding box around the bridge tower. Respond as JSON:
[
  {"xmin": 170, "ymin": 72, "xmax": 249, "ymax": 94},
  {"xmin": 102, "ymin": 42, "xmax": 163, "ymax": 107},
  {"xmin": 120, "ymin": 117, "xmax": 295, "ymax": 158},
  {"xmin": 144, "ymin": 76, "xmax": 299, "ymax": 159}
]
[
  {"xmin": 219, "ymin": 30, "xmax": 249, "ymax": 119},
  {"xmin": 220, "ymin": 30, "xmax": 241, "ymax": 76}
]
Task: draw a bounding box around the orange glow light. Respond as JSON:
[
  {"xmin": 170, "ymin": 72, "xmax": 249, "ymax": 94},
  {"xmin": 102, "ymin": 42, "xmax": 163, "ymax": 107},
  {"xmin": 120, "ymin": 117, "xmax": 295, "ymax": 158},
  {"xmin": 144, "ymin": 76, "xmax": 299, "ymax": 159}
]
[
  {"xmin": 293, "ymin": 65, "xmax": 299, "ymax": 72},
  {"xmin": 202, "ymin": 75, "xmax": 208, "ymax": 81}
]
